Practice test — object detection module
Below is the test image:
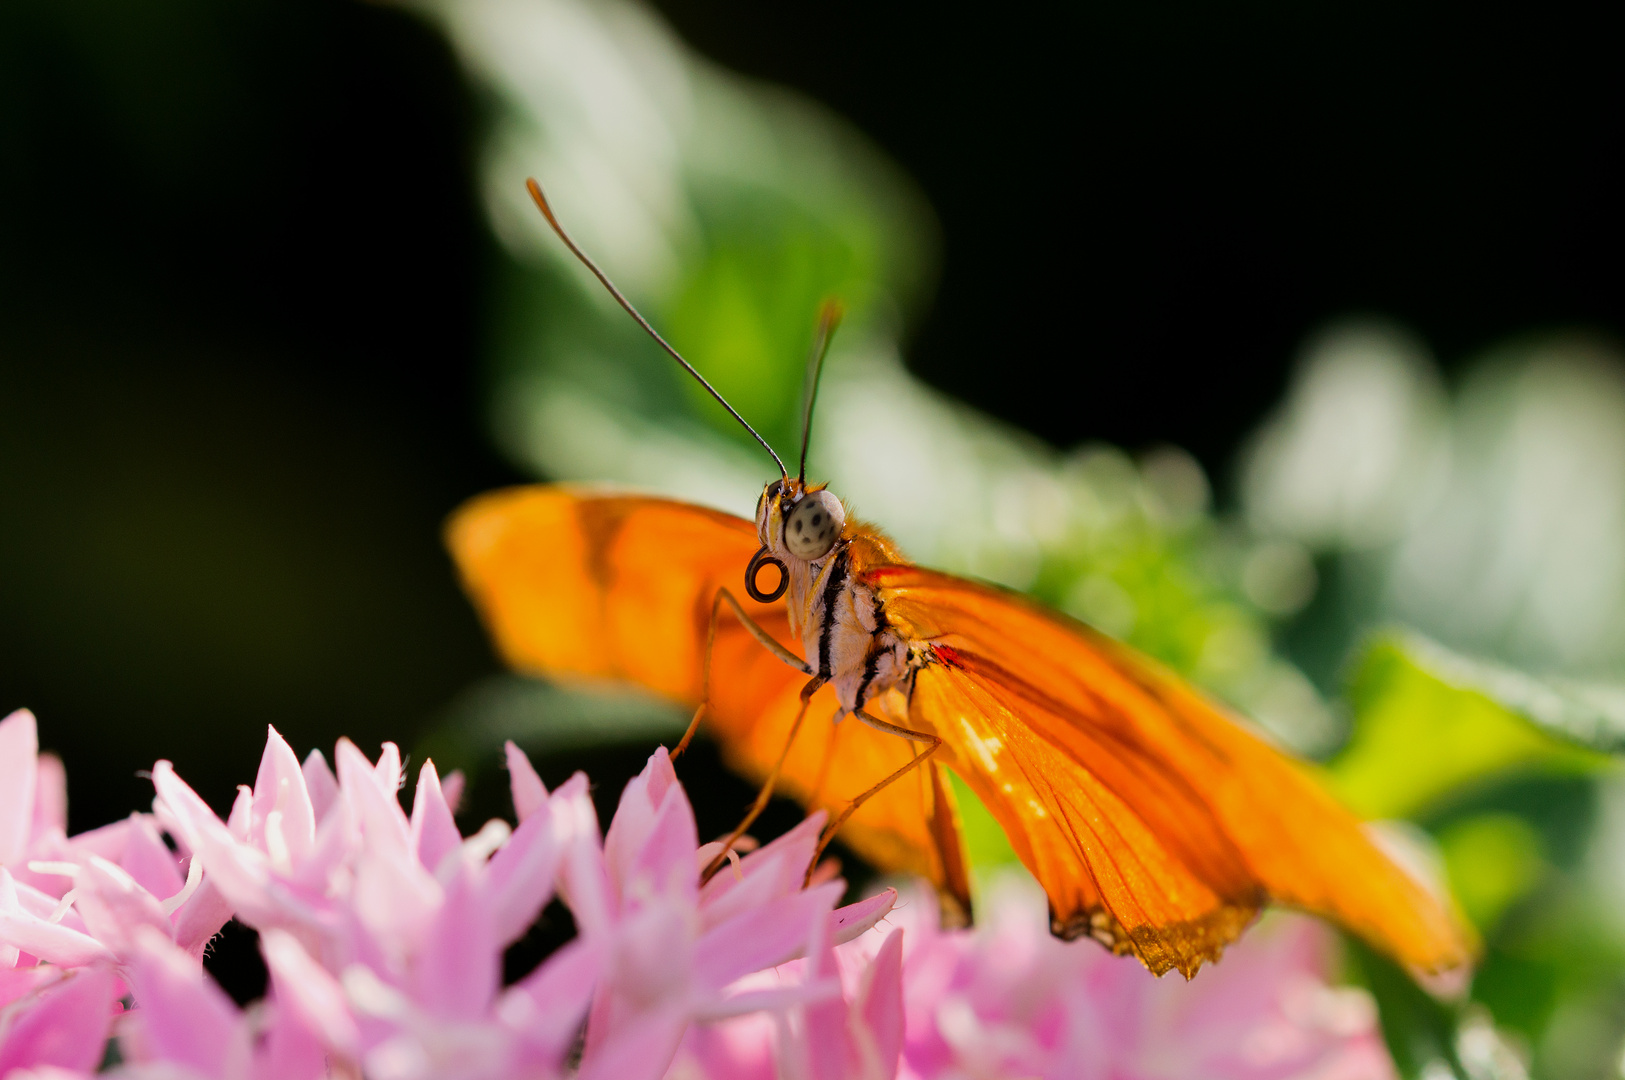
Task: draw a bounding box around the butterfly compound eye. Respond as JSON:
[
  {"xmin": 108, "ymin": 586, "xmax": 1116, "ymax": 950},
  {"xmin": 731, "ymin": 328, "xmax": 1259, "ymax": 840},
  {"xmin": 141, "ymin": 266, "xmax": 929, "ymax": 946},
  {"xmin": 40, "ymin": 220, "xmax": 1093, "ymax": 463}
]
[{"xmin": 784, "ymin": 490, "xmax": 845, "ymax": 560}]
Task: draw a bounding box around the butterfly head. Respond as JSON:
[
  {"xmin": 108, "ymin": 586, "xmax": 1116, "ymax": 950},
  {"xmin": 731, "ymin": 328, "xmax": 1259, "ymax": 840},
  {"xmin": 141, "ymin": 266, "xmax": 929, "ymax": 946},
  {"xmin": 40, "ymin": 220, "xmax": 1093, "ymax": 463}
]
[
  {"xmin": 746, "ymin": 477, "xmax": 846, "ymax": 602},
  {"xmin": 756, "ymin": 477, "xmax": 846, "ymax": 563}
]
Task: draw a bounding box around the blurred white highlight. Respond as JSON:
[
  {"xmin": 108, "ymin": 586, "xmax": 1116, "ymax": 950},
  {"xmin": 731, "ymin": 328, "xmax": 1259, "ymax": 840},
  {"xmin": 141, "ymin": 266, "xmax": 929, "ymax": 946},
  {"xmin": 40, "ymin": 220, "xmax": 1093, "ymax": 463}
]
[
  {"xmin": 1247, "ymin": 321, "xmax": 1625, "ymax": 675},
  {"xmin": 1242, "ymin": 319, "xmax": 1448, "ymax": 551},
  {"xmin": 1390, "ymin": 343, "xmax": 1625, "ymax": 671}
]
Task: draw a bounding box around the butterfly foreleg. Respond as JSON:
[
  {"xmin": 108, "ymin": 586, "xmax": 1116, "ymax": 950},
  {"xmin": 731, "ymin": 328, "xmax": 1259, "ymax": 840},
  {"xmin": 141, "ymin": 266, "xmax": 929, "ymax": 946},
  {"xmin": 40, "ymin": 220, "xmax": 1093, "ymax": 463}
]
[
  {"xmin": 673, "ymin": 587, "xmax": 813, "ymax": 759},
  {"xmin": 700, "ymin": 673, "xmax": 826, "ymax": 883},
  {"xmin": 804, "ymin": 708, "xmax": 941, "ymax": 884}
]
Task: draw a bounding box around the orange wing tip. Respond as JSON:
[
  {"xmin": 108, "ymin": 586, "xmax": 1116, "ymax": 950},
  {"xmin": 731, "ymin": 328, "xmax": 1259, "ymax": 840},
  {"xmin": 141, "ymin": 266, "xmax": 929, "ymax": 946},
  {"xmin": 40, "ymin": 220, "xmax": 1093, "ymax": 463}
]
[
  {"xmin": 1398, "ymin": 917, "xmax": 1478, "ymax": 1002},
  {"xmin": 443, "ymin": 485, "xmax": 559, "ymax": 566},
  {"xmin": 445, "ymin": 497, "xmax": 504, "ymax": 561},
  {"xmin": 1362, "ymin": 821, "xmax": 1481, "ymax": 994},
  {"xmin": 1392, "ymin": 933, "xmax": 1479, "ymax": 1002},
  {"xmin": 1412, "ymin": 960, "xmax": 1474, "ymax": 1002}
]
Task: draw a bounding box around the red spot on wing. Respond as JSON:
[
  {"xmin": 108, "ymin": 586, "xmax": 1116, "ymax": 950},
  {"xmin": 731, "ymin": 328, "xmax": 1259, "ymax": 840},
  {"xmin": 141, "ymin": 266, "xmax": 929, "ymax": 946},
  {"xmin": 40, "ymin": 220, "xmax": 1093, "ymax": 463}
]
[{"xmin": 932, "ymin": 644, "xmax": 964, "ymax": 669}]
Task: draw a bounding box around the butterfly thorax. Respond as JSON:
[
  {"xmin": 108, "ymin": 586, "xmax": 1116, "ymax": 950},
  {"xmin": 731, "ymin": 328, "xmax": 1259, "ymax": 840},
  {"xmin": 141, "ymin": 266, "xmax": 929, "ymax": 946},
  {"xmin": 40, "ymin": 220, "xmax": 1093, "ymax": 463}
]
[
  {"xmin": 756, "ymin": 479, "xmax": 916, "ymax": 714},
  {"xmin": 785, "ymin": 536, "xmax": 911, "ymax": 713}
]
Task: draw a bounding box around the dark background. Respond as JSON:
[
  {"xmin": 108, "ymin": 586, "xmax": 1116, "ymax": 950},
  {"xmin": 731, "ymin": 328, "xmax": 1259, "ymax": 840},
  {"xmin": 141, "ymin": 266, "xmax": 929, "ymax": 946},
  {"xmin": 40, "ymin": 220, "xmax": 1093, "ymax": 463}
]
[
  {"xmin": 649, "ymin": 0, "xmax": 1625, "ymax": 462},
  {"xmin": 1, "ymin": 0, "xmax": 1621, "ymax": 994}
]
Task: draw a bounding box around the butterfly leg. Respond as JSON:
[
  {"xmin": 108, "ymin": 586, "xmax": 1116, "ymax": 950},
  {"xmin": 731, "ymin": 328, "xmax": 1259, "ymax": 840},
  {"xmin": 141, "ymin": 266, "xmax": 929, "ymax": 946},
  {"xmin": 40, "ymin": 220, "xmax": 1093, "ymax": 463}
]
[
  {"xmin": 807, "ymin": 706, "xmax": 847, "ymax": 805},
  {"xmin": 804, "ymin": 708, "xmax": 941, "ymax": 884},
  {"xmin": 673, "ymin": 587, "xmax": 812, "ymax": 759},
  {"xmin": 700, "ymin": 674, "xmax": 826, "ymax": 883}
]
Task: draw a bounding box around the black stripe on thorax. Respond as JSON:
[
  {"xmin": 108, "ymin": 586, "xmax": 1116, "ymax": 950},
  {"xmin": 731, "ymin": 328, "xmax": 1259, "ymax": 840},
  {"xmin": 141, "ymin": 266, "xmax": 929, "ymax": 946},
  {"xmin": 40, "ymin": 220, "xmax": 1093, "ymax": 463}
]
[
  {"xmin": 815, "ymin": 545, "xmax": 851, "ymax": 678},
  {"xmin": 854, "ymin": 647, "xmax": 881, "ymax": 706},
  {"xmin": 853, "ymin": 602, "xmax": 890, "ymax": 705}
]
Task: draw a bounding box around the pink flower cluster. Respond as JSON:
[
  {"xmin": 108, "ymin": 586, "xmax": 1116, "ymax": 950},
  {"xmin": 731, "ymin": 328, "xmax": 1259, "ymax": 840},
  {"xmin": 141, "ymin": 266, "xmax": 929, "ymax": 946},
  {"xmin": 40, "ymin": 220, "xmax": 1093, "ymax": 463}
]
[
  {"xmin": 0, "ymin": 706, "xmax": 1398, "ymax": 1080},
  {"xmin": 0, "ymin": 709, "xmax": 890, "ymax": 1079},
  {"xmin": 672, "ymin": 877, "xmax": 1398, "ymax": 1080}
]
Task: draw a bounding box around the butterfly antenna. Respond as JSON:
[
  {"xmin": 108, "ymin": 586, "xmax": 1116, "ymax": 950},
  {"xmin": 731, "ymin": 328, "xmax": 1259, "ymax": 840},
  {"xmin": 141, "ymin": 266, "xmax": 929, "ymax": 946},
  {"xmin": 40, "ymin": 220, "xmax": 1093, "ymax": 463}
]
[
  {"xmin": 525, "ymin": 177, "xmax": 789, "ymax": 480},
  {"xmin": 797, "ymin": 299, "xmax": 843, "ymax": 484}
]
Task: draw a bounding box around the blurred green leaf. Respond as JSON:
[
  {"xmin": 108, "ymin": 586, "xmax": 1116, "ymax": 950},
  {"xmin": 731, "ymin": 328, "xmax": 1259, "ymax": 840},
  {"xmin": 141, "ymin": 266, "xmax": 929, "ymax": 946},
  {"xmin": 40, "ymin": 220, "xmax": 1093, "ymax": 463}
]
[
  {"xmin": 1470, "ymin": 949, "xmax": 1562, "ymax": 1053},
  {"xmin": 945, "ymin": 767, "xmax": 1022, "ymax": 904},
  {"xmin": 1469, "ymin": 890, "xmax": 1625, "ymax": 1078},
  {"xmin": 1330, "ymin": 632, "xmax": 1615, "ymax": 820},
  {"xmin": 1387, "ymin": 633, "xmax": 1625, "ymax": 753},
  {"xmin": 1345, "ymin": 936, "xmax": 1469, "ymax": 1079},
  {"xmin": 665, "ymin": 190, "xmax": 876, "ymax": 455},
  {"xmin": 1346, "ymin": 940, "xmax": 1537, "ymax": 1080},
  {"xmin": 1436, "ymin": 814, "xmax": 1546, "ymax": 932}
]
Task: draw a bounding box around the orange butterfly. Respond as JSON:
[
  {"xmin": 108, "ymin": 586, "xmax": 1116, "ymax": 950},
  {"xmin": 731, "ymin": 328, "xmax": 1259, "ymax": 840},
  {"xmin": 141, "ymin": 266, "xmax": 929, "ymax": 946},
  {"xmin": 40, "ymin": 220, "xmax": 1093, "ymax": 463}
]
[{"xmin": 447, "ymin": 179, "xmax": 1474, "ymax": 980}]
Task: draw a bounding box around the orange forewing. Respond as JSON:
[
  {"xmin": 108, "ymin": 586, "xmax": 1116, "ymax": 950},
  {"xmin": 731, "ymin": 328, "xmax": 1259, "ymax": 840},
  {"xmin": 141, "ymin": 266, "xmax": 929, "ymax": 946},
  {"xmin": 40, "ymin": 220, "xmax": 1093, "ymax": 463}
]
[
  {"xmin": 868, "ymin": 564, "xmax": 1474, "ymax": 977},
  {"xmin": 445, "ymin": 487, "xmax": 969, "ymax": 902}
]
